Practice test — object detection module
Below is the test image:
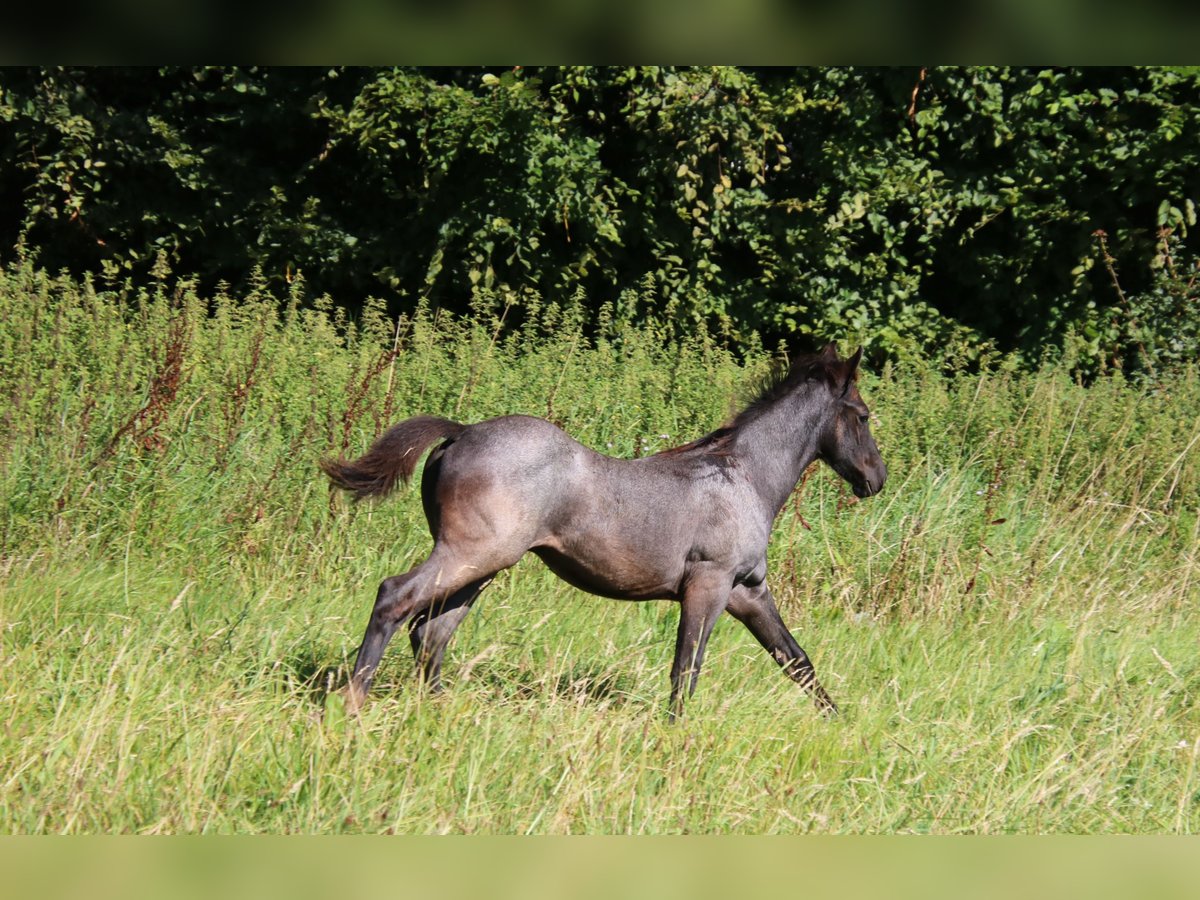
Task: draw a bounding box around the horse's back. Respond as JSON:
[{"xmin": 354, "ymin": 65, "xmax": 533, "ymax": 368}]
[{"xmin": 447, "ymin": 414, "xmax": 589, "ymax": 471}]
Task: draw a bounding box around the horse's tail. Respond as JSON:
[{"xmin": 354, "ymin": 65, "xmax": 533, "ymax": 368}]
[{"xmin": 319, "ymin": 416, "xmax": 466, "ymax": 501}]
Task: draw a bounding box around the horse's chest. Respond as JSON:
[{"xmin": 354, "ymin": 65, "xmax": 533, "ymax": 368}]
[{"xmin": 687, "ymin": 514, "xmax": 769, "ymax": 572}]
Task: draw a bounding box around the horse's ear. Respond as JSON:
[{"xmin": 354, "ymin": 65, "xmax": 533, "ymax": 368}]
[
  {"xmin": 819, "ymin": 342, "xmax": 839, "ymax": 362},
  {"xmin": 847, "ymin": 346, "xmax": 863, "ymax": 373},
  {"xmin": 841, "ymin": 347, "xmax": 863, "ymax": 392}
]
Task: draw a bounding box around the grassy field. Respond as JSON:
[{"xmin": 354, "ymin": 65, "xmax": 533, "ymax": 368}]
[{"xmin": 2, "ymin": 263, "xmax": 1199, "ymax": 833}]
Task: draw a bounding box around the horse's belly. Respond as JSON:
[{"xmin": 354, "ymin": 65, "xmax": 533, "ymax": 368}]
[{"xmin": 531, "ymin": 544, "xmax": 680, "ymax": 601}]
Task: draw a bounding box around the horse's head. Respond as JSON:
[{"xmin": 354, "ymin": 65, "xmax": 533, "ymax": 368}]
[{"xmin": 816, "ymin": 345, "xmax": 887, "ymax": 498}]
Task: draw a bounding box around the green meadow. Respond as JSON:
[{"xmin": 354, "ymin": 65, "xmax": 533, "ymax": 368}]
[{"xmin": 2, "ymin": 263, "xmax": 1198, "ymax": 833}]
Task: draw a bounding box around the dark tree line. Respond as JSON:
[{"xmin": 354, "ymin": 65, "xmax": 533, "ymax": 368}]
[{"xmin": 2, "ymin": 66, "xmax": 1198, "ymax": 372}]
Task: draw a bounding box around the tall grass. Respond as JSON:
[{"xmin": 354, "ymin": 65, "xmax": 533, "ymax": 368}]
[{"xmin": 1, "ymin": 260, "xmax": 1198, "ymax": 833}]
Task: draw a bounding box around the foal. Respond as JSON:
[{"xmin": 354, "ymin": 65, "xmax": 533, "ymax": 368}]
[{"xmin": 321, "ymin": 344, "xmax": 886, "ymax": 716}]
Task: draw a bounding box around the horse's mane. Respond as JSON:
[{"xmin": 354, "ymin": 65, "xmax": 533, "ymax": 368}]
[{"xmin": 655, "ymin": 351, "xmax": 845, "ymax": 464}]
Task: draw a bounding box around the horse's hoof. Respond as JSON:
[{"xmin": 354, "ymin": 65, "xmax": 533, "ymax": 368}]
[{"xmin": 342, "ymin": 684, "xmax": 366, "ymax": 714}]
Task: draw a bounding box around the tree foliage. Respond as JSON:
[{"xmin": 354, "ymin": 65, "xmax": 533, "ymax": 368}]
[{"xmin": 1, "ymin": 66, "xmax": 1198, "ymax": 373}]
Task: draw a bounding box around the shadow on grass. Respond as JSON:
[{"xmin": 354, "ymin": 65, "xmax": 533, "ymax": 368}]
[
  {"xmin": 262, "ymin": 644, "xmax": 349, "ymax": 706},
  {"xmin": 466, "ymin": 662, "xmax": 650, "ymax": 710},
  {"xmin": 256, "ymin": 644, "xmax": 654, "ymax": 715}
]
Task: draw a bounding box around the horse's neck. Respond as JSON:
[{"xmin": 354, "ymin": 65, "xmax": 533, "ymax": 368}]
[{"xmin": 731, "ymin": 394, "xmax": 825, "ymax": 517}]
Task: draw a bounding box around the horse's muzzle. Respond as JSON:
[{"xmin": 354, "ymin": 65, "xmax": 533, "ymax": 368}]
[{"xmin": 854, "ymin": 464, "xmax": 887, "ymax": 498}]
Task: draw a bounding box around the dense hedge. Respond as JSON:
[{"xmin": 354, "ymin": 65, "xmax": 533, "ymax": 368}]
[{"xmin": 2, "ymin": 67, "xmax": 1198, "ymax": 373}]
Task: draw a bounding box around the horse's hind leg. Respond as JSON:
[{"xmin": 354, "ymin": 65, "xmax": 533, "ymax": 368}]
[
  {"xmin": 408, "ymin": 576, "xmax": 493, "ymax": 691},
  {"xmin": 345, "ymin": 552, "xmax": 494, "ymax": 710},
  {"xmin": 726, "ymin": 582, "xmax": 837, "ymax": 715}
]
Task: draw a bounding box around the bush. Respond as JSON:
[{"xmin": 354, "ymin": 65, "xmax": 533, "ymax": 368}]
[{"xmin": 2, "ymin": 67, "xmax": 1199, "ymax": 374}]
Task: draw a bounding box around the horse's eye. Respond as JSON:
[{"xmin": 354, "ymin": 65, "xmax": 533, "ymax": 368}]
[{"xmin": 859, "ymin": 414, "xmax": 870, "ymax": 424}]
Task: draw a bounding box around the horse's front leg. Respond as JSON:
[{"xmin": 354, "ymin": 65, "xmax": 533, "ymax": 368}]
[
  {"xmin": 726, "ymin": 581, "xmax": 837, "ymax": 715},
  {"xmin": 669, "ymin": 566, "xmax": 732, "ymax": 720}
]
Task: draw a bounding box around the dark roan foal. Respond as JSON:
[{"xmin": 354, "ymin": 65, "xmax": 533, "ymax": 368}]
[{"xmin": 321, "ymin": 344, "xmax": 887, "ymax": 717}]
